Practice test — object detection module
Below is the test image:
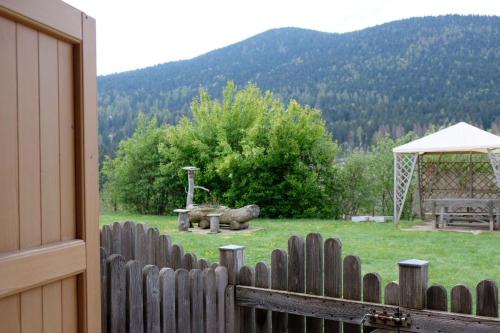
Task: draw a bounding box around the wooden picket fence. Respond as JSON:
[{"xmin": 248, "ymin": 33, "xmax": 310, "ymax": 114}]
[{"xmin": 100, "ymin": 221, "xmax": 500, "ymax": 332}]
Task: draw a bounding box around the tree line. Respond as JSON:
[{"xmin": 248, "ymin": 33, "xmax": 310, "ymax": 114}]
[{"xmin": 98, "ymin": 15, "xmax": 500, "ymax": 162}]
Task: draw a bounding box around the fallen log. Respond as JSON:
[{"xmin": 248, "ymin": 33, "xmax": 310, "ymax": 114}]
[{"xmin": 188, "ymin": 204, "xmax": 260, "ymax": 230}]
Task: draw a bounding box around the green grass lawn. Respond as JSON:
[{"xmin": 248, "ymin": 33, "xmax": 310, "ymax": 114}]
[{"xmin": 101, "ymin": 212, "xmax": 500, "ymax": 294}]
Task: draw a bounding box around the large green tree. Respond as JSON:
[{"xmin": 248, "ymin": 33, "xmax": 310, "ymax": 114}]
[{"xmin": 103, "ymin": 82, "xmax": 342, "ymax": 217}]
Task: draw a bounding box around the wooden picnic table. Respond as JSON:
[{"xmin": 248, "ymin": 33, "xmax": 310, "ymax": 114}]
[{"xmin": 425, "ymin": 198, "xmax": 500, "ymax": 231}]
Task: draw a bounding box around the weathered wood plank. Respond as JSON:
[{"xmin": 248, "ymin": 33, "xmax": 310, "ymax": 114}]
[
  {"xmin": 176, "ymin": 269, "xmax": 190, "ymax": 333},
  {"xmin": 451, "ymin": 284, "xmax": 472, "ymax": 315},
  {"xmin": 324, "ymin": 237, "xmax": 342, "ymax": 333},
  {"xmin": 239, "ymin": 266, "xmax": 256, "ymax": 333},
  {"xmin": 190, "ymin": 269, "xmax": 204, "ymax": 333},
  {"xmin": 147, "ymin": 228, "xmax": 159, "ymax": 265},
  {"xmin": 204, "ymin": 268, "xmax": 217, "ymax": 333},
  {"xmin": 255, "ymin": 262, "xmax": 271, "ymax": 333},
  {"xmin": 100, "ymin": 248, "xmax": 108, "ymax": 333},
  {"xmin": 126, "ymin": 260, "xmax": 144, "ymax": 333},
  {"xmin": 271, "ymin": 249, "xmax": 288, "ymax": 333},
  {"xmin": 198, "ymin": 259, "xmax": 210, "ymax": 270},
  {"xmin": 384, "ymin": 282, "xmax": 399, "ymax": 306},
  {"xmin": 343, "ymin": 255, "xmax": 361, "ymax": 333},
  {"xmin": 159, "ymin": 268, "xmax": 176, "ymax": 333},
  {"xmin": 111, "ymin": 222, "xmax": 122, "ymax": 255},
  {"xmin": 426, "ymin": 285, "xmax": 448, "ymax": 311},
  {"xmin": 306, "ymin": 233, "xmax": 323, "ymax": 333},
  {"xmin": 101, "ymin": 225, "xmax": 112, "ymax": 255},
  {"xmin": 235, "ymin": 286, "xmax": 500, "ymax": 333},
  {"xmin": 121, "ymin": 221, "xmax": 135, "ymax": 261},
  {"xmin": 215, "ymin": 266, "xmax": 228, "ymax": 333},
  {"xmin": 477, "ymin": 280, "xmax": 499, "ymax": 318},
  {"xmin": 134, "ymin": 224, "xmax": 148, "ymax": 266},
  {"xmin": 107, "ymin": 254, "xmax": 126, "ymax": 333},
  {"xmin": 363, "ymin": 273, "xmax": 381, "ymax": 333},
  {"xmin": 143, "ymin": 265, "xmax": 161, "ymax": 333},
  {"xmin": 172, "ymin": 245, "xmax": 184, "ymax": 271},
  {"xmin": 183, "ymin": 253, "xmax": 198, "ymax": 271},
  {"xmin": 157, "ymin": 234, "xmax": 172, "ymax": 269},
  {"xmin": 225, "ymin": 285, "xmax": 236, "ymax": 333},
  {"xmin": 288, "ymin": 236, "xmax": 305, "ymax": 333}
]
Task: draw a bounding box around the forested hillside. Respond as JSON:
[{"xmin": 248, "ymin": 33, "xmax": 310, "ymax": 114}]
[{"xmin": 98, "ymin": 15, "xmax": 500, "ymax": 159}]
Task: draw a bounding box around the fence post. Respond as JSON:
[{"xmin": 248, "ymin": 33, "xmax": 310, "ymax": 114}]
[
  {"xmin": 219, "ymin": 245, "xmax": 245, "ymax": 333},
  {"xmin": 398, "ymin": 259, "xmax": 428, "ymax": 309}
]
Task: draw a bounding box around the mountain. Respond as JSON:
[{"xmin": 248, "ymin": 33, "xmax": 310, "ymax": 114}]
[{"xmin": 98, "ymin": 15, "xmax": 500, "ymax": 159}]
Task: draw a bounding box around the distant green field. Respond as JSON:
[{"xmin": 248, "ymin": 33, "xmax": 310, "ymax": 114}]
[{"xmin": 101, "ymin": 212, "xmax": 500, "ymax": 294}]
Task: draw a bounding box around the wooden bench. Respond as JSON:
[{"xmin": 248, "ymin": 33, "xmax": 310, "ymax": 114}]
[{"xmin": 426, "ymin": 199, "xmax": 500, "ymax": 231}]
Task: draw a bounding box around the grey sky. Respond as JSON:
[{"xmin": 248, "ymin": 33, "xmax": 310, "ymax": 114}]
[{"xmin": 64, "ymin": 0, "xmax": 500, "ymax": 75}]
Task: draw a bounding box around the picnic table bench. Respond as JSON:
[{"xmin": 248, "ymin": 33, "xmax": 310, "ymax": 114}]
[{"xmin": 425, "ymin": 198, "xmax": 500, "ymax": 231}]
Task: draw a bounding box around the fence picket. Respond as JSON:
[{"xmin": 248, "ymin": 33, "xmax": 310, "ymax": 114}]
[
  {"xmin": 126, "ymin": 260, "xmax": 144, "ymax": 333},
  {"xmin": 324, "ymin": 238, "xmax": 342, "ymax": 333},
  {"xmin": 122, "ymin": 221, "xmax": 135, "ymax": 261},
  {"xmin": 240, "ymin": 266, "xmax": 256, "ymax": 333},
  {"xmin": 176, "ymin": 269, "xmax": 191, "ymax": 332},
  {"xmin": 426, "ymin": 285, "xmax": 448, "ymax": 311},
  {"xmin": 112, "ymin": 222, "xmax": 123, "ymax": 255},
  {"xmin": 143, "ymin": 265, "xmax": 161, "ymax": 333},
  {"xmin": 147, "ymin": 228, "xmax": 159, "ymax": 265},
  {"xmin": 100, "ymin": 248, "xmax": 108, "ymax": 333},
  {"xmin": 183, "ymin": 253, "xmax": 198, "ymax": 271},
  {"xmin": 101, "ymin": 224, "xmax": 112, "ymax": 255},
  {"xmin": 107, "ymin": 254, "xmax": 126, "ymax": 333},
  {"xmin": 343, "ymin": 255, "xmax": 361, "ymax": 333},
  {"xmin": 198, "ymin": 259, "xmax": 210, "ymax": 270},
  {"xmin": 272, "ymin": 249, "xmax": 288, "ymax": 333},
  {"xmin": 476, "ymin": 279, "xmax": 499, "ymax": 318},
  {"xmin": 204, "ymin": 268, "xmax": 217, "ymax": 333},
  {"xmin": 288, "ymin": 236, "xmax": 305, "ymax": 333},
  {"xmin": 450, "ymin": 284, "xmax": 472, "ymax": 314},
  {"xmin": 135, "ymin": 224, "xmax": 148, "ymax": 266},
  {"xmin": 172, "ymin": 245, "xmax": 184, "ymax": 270},
  {"xmin": 157, "ymin": 235, "xmax": 172, "ymax": 269},
  {"xmin": 225, "ymin": 285, "xmax": 236, "ymax": 333},
  {"xmin": 190, "ymin": 269, "xmax": 204, "ymax": 333},
  {"xmin": 363, "ymin": 273, "xmax": 381, "ymax": 333},
  {"xmin": 160, "ymin": 268, "xmax": 176, "ymax": 333},
  {"xmin": 384, "ymin": 282, "xmax": 399, "ymax": 306},
  {"xmin": 255, "ymin": 262, "xmax": 271, "ymax": 333},
  {"xmin": 215, "ymin": 266, "xmax": 228, "ymax": 333},
  {"xmin": 306, "ymin": 233, "xmax": 324, "ymax": 333}
]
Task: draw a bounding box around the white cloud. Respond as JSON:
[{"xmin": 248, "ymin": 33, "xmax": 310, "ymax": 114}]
[{"xmin": 63, "ymin": 0, "xmax": 500, "ymax": 75}]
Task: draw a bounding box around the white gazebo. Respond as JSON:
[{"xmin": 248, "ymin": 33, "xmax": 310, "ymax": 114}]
[{"xmin": 393, "ymin": 122, "xmax": 500, "ymax": 223}]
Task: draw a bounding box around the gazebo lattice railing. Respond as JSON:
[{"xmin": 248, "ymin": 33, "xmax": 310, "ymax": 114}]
[
  {"xmin": 393, "ymin": 153, "xmax": 418, "ymax": 222},
  {"xmin": 419, "ymin": 157, "xmax": 500, "ymax": 200}
]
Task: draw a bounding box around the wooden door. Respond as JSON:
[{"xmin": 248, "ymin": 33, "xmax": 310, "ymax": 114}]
[{"xmin": 0, "ymin": 0, "xmax": 100, "ymax": 332}]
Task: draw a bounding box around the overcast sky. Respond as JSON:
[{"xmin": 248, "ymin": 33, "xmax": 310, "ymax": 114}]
[{"xmin": 64, "ymin": 0, "xmax": 500, "ymax": 75}]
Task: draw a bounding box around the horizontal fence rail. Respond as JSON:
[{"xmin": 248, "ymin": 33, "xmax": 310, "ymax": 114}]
[
  {"xmin": 100, "ymin": 222, "xmax": 500, "ymax": 333},
  {"xmin": 235, "ymin": 286, "xmax": 500, "ymax": 333}
]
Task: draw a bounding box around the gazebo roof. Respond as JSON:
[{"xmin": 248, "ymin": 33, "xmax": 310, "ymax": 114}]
[{"xmin": 393, "ymin": 122, "xmax": 500, "ymax": 154}]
